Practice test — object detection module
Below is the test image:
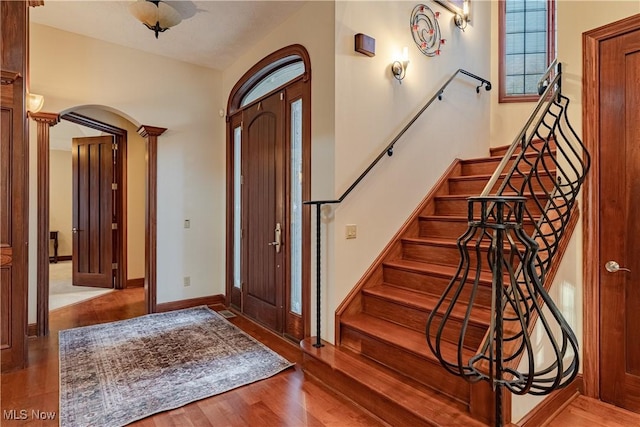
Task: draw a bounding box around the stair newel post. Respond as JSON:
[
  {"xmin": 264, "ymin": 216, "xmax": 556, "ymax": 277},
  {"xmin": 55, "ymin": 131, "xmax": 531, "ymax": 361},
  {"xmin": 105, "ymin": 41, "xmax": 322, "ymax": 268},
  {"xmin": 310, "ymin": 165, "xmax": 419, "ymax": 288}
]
[
  {"xmin": 493, "ymin": 199, "xmax": 505, "ymax": 427},
  {"xmin": 314, "ymin": 203, "xmax": 324, "ymax": 348}
]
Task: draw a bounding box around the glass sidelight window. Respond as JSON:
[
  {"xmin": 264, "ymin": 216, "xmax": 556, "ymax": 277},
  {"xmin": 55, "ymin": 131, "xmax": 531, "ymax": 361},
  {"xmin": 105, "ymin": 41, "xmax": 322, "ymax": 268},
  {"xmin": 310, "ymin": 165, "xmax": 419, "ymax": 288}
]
[
  {"xmin": 233, "ymin": 126, "xmax": 242, "ymax": 289},
  {"xmin": 290, "ymin": 99, "xmax": 303, "ymax": 315}
]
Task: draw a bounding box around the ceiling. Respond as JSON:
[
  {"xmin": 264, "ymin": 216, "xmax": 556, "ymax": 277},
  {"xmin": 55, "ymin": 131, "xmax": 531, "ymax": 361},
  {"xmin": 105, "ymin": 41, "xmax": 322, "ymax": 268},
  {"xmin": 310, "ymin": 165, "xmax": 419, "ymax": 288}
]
[{"xmin": 30, "ymin": 0, "xmax": 307, "ymax": 71}]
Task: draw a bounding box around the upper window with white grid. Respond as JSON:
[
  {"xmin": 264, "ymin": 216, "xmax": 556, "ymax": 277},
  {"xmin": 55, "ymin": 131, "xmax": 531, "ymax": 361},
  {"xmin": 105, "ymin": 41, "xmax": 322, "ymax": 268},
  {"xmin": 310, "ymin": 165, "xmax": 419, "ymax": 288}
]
[{"xmin": 499, "ymin": 0, "xmax": 555, "ymax": 102}]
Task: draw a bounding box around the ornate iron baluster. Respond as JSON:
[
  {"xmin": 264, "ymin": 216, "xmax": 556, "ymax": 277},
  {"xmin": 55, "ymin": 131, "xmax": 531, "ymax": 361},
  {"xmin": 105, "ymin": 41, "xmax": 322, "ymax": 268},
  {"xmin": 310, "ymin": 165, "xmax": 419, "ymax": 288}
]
[{"xmin": 426, "ymin": 196, "xmax": 580, "ymax": 426}]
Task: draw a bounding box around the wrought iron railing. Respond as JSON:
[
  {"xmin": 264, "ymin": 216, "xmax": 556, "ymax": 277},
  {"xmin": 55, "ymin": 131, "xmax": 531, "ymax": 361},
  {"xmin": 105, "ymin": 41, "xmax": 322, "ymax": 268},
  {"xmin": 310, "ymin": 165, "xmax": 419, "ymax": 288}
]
[
  {"xmin": 304, "ymin": 69, "xmax": 492, "ymax": 347},
  {"xmin": 426, "ymin": 60, "xmax": 590, "ymax": 426}
]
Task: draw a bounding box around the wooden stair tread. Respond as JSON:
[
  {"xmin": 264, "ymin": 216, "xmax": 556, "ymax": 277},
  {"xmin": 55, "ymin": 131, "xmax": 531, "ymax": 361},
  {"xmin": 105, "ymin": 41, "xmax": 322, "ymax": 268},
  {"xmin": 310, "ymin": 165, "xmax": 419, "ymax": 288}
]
[
  {"xmin": 301, "ymin": 339, "xmax": 487, "ymax": 427},
  {"xmin": 364, "ymin": 284, "xmax": 491, "ymax": 326},
  {"xmin": 341, "ymin": 313, "xmax": 477, "ymax": 363},
  {"xmin": 462, "ymin": 149, "xmax": 556, "ymax": 165},
  {"xmin": 419, "ymin": 214, "xmax": 540, "ymax": 224},
  {"xmin": 434, "ymin": 191, "xmax": 549, "ymax": 201},
  {"xmin": 449, "ymin": 169, "xmax": 557, "ymax": 182},
  {"xmin": 402, "ymin": 235, "xmax": 526, "ymax": 251}
]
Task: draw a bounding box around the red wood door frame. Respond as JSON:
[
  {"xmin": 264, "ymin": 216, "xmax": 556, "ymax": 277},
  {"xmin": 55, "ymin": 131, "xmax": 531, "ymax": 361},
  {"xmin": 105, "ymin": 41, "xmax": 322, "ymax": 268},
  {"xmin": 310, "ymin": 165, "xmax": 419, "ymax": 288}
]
[
  {"xmin": 226, "ymin": 45, "xmax": 312, "ymax": 340},
  {"xmin": 35, "ymin": 112, "xmax": 165, "ymax": 336},
  {"xmin": 583, "ymin": 13, "xmax": 640, "ymax": 401}
]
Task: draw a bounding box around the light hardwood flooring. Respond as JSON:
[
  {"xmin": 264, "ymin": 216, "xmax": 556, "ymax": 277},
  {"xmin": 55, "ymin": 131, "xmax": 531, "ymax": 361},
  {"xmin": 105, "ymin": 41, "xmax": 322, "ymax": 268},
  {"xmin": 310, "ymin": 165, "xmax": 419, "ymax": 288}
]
[{"xmin": 2, "ymin": 288, "xmax": 640, "ymax": 426}]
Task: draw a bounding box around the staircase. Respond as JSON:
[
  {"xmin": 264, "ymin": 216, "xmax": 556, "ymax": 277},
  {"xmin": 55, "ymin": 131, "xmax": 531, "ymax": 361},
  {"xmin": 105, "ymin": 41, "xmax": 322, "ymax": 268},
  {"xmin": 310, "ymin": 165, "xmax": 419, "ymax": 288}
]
[
  {"xmin": 302, "ymin": 142, "xmax": 558, "ymax": 426},
  {"xmin": 301, "ymin": 62, "xmax": 588, "ymax": 426}
]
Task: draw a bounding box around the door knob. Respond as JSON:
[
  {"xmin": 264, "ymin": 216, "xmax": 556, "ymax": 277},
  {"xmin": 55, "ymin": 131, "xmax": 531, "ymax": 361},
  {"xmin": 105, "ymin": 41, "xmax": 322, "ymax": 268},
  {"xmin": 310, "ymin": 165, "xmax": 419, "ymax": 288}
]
[
  {"xmin": 72, "ymin": 227, "xmax": 78, "ymax": 234},
  {"xmin": 605, "ymin": 260, "xmax": 630, "ymax": 273}
]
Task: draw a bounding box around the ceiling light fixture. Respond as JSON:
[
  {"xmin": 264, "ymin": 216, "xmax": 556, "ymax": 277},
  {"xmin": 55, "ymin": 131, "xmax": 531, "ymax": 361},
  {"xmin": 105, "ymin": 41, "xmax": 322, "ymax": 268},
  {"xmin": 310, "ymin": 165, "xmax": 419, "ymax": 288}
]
[{"xmin": 129, "ymin": 0, "xmax": 182, "ymax": 39}]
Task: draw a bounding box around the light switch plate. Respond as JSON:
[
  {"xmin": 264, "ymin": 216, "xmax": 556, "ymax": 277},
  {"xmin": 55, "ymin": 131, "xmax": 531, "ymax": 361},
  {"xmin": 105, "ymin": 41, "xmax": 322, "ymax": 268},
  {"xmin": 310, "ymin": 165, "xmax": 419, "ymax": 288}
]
[{"xmin": 346, "ymin": 224, "xmax": 357, "ymax": 239}]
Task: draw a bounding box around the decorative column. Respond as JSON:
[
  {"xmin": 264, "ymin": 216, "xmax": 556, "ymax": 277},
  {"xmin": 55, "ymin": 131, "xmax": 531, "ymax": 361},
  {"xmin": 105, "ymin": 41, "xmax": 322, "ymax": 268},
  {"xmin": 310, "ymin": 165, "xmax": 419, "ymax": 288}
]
[
  {"xmin": 30, "ymin": 112, "xmax": 60, "ymax": 337},
  {"xmin": 137, "ymin": 125, "xmax": 166, "ymax": 314}
]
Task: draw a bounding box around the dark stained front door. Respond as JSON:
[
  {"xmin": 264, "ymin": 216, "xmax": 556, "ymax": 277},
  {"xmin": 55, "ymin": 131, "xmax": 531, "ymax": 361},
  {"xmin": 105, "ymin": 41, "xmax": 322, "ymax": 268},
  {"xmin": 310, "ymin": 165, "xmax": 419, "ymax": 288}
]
[
  {"xmin": 241, "ymin": 91, "xmax": 285, "ymax": 331},
  {"xmin": 72, "ymin": 136, "xmax": 114, "ymax": 288},
  {"xmin": 599, "ymin": 25, "xmax": 640, "ymax": 413}
]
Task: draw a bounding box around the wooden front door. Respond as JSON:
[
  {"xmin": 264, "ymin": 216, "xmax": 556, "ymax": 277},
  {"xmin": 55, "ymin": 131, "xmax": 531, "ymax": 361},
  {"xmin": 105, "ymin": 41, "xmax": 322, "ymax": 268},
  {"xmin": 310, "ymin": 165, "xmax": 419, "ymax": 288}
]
[
  {"xmin": 72, "ymin": 136, "xmax": 114, "ymax": 288},
  {"xmin": 241, "ymin": 91, "xmax": 285, "ymax": 331},
  {"xmin": 599, "ymin": 24, "xmax": 640, "ymax": 413}
]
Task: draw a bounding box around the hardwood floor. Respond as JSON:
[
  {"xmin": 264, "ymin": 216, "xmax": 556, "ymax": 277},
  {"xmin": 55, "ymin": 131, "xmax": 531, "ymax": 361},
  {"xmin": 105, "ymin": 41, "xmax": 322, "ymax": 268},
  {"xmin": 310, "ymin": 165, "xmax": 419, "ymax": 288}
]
[
  {"xmin": 1, "ymin": 288, "xmax": 382, "ymax": 427},
  {"xmin": 545, "ymin": 396, "xmax": 640, "ymax": 427},
  {"xmin": 3, "ymin": 288, "xmax": 640, "ymax": 427}
]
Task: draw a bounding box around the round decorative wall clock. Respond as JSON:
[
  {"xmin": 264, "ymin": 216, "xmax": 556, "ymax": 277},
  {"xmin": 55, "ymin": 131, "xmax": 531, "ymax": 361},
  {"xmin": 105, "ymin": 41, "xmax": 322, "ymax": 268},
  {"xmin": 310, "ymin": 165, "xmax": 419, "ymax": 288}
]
[{"xmin": 410, "ymin": 4, "xmax": 445, "ymax": 57}]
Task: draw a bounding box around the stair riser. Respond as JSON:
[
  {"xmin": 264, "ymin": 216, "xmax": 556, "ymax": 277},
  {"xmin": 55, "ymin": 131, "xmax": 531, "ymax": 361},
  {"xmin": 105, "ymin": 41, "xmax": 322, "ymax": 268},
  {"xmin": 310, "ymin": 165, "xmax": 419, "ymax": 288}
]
[
  {"xmin": 302, "ymin": 354, "xmax": 440, "ymax": 427},
  {"xmin": 341, "ymin": 326, "xmax": 471, "ymax": 404},
  {"xmin": 362, "ymin": 295, "xmax": 486, "ymax": 350},
  {"xmin": 419, "ymin": 219, "xmax": 536, "ymax": 238},
  {"xmin": 402, "ymin": 241, "xmax": 525, "ymax": 270},
  {"xmin": 382, "ymin": 266, "xmax": 492, "ymax": 307},
  {"xmin": 490, "ymin": 140, "xmax": 557, "ymax": 157},
  {"xmin": 449, "ymin": 174, "xmax": 556, "ymax": 195},
  {"xmin": 403, "ymin": 241, "xmax": 480, "ymax": 267},
  {"xmin": 435, "ymin": 196, "xmax": 547, "ymax": 216},
  {"xmin": 461, "ymin": 158, "xmax": 536, "ymax": 176}
]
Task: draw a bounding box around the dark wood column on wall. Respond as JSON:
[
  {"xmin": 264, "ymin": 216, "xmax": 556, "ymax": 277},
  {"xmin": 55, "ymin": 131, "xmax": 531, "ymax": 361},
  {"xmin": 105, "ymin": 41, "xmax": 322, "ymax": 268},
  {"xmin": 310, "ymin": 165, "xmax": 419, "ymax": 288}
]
[
  {"xmin": 137, "ymin": 125, "xmax": 166, "ymax": 314},
  {"xmin": 1, "ymin": 0, "xmax": 29, "ymax": 372},
  {"xmin": 31, "ymin": 112, "xmax": 60, "ymax": 337}
]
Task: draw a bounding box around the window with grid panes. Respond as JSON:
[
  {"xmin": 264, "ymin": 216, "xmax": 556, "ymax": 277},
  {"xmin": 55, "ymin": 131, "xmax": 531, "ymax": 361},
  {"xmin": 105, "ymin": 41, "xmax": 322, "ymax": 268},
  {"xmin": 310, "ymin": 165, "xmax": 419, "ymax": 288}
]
[{"xmin": 499, "ymin": 0, "xmax": 555, "ymax": 102}]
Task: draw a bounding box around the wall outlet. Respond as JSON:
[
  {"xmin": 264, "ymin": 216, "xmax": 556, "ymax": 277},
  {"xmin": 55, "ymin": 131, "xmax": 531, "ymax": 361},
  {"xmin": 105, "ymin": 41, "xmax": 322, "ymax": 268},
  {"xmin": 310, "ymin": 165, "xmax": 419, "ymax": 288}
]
[
  {"xmin": 184, "ymin": 219, "xmax": 191, "ymax": 229},
  {"xmin": 183, "ymin": 276, "xmax": 191, "ymax": 287},
  {"xmin": 346, "ymin": 224, "xmax": 357, "ymax": 239}
]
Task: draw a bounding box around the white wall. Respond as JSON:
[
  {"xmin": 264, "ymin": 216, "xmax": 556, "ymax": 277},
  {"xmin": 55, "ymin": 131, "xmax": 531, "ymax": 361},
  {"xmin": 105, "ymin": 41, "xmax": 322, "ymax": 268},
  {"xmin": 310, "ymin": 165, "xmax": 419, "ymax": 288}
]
[
  {"xmin": 28, "ymin": 23, "xmax": 223, "ymax": 322},
  {"xmin": 324, "ymin": 1, "xmax": 492, "ymax": 343},
  {"xmin": 490, "ymin": 2, "xmax": 640, "ymax": 421},
  {"xmin": 49, "ymin": 150, "xmax": 72, "ymax": 258}
]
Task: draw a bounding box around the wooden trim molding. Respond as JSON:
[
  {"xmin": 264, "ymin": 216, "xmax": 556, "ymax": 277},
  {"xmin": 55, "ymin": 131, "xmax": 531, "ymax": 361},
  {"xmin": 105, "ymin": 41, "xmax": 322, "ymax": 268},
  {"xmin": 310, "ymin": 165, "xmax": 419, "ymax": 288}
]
[
  {"xmin": 126, "ymin": 278, "xmax": 145, "ymax": 288},
  {"xmin": 31, "ymin": 112, "xmax": 60, "ymax": 337},
  {"xmin": 497, "ymin": 0, "xmax": 556, "ymax": 103},
  {"xmin": 36, "ymin": 111, "xmax": 142, "ymax": 338},
  {"xmin": 516, "ymin": 375, "xmax": 583, "ymax": 426},
  {"xmin": 582, "ymin": 13, "xmax": 640, "ymax": 399},
  {"xmin": 156, "ymin": 295, "xmax": 226, "ymax": 313},
  {"xmin": 0, "ymin": 70, "xmax": 20, "ymax": 85},
  {"xmin": 137, "ymin": 125, "xmax": 166, "ymax": 314},
  {"xmin": 227, "ymin": 44, "xmax": 311, "ymax": 117},
  {"xmin": 27, "ymin": 323, "xmax": 37, "ymax": 337}
]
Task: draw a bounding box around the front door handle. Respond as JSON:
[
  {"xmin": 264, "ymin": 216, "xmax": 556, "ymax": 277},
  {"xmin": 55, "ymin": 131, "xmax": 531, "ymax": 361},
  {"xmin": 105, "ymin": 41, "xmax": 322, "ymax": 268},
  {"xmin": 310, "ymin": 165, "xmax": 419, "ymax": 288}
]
[
  {"xmin": 72, "ymin": 227, "xmax": 78, "ymax": 234},
  {"xmin": 605, "ymin": 260, "xmax": 630, "ymax": 273},
  {"xmin": 268, "ymin": 222, "xmax": 282, "ymax": 253}
]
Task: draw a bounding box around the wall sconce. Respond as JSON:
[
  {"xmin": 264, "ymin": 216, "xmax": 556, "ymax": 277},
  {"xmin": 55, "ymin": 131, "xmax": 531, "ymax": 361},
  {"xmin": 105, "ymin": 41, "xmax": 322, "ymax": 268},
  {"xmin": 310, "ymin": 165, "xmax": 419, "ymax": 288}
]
[
  {"xmin": 391, "ymin": 47, "xmax": 410, "ymax": 84},
  {"xmin": 129, "ymin": 0, "xmax": 182, "ymax": 39},
  {"xmin": 454, "ymin": 0, "xmax": 470, "ymax": 31},
  {"xmin": 27, "ymin": 93, "xmax": 44, "ymax": 113}
]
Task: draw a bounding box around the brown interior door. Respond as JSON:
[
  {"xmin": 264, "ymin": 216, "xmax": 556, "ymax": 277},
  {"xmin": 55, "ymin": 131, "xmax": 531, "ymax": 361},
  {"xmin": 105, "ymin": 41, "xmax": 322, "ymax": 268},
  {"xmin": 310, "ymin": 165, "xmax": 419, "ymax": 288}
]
[
  {"xmin": 72, "ymin": 136, "xmax": 114, "ymax": 288},
  {"xmin": 241, "ymin": 91, "xmax": 285, "ymax": 331},
  {"xmin": 599, "ymin": 26, "xmax": 640, "ymax": 413}
]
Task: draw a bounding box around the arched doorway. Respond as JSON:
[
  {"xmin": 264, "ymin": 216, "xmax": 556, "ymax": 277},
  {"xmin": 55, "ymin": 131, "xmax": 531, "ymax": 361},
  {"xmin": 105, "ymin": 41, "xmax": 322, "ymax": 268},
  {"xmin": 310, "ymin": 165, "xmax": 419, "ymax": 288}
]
[{"xmin": 226, "ymin": 45, "xmax": 311, "ymax": 341}]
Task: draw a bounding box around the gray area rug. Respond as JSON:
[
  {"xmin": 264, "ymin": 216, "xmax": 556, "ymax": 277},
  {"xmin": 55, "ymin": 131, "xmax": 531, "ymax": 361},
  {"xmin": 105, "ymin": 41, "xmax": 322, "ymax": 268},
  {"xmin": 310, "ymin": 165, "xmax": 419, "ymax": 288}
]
[{"xmin": 59, "ymin": 306, "xmax": 294, "ymax": 427}]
